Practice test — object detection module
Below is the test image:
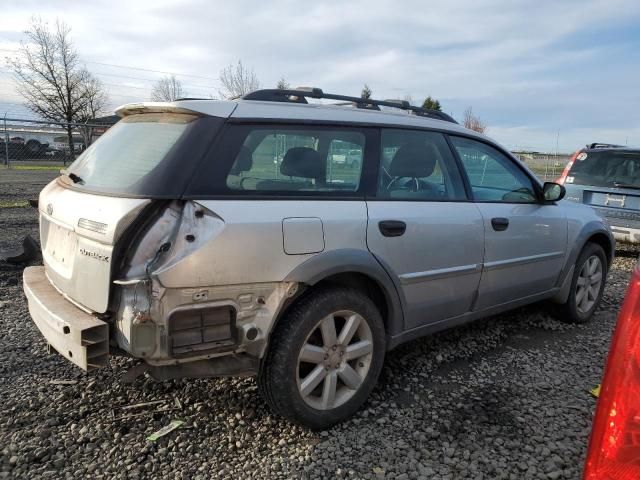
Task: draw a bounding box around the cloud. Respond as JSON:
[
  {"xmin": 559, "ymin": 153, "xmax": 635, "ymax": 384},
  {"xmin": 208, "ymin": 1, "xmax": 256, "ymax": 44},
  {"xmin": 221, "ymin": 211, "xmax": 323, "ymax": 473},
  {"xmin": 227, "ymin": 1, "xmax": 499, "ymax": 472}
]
[{"xmin": 0, "ymin": 0, "xmax": 639, "ymax": 150}]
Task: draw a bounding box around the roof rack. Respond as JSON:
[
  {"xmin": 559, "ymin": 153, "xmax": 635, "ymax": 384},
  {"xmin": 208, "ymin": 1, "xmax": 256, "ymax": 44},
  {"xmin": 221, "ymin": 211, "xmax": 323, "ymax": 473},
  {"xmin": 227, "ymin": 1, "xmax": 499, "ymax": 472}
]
[
  {"xmin": 174, "ymin": 97, "xmax": 209, "ymax": 101},
  {"xmin": 588, "ymin": 142, "xmax": 626, "ymax": 149},
  {"xmin": 241, "ymin": 87, "xmax": 458, "ymax": 124}
]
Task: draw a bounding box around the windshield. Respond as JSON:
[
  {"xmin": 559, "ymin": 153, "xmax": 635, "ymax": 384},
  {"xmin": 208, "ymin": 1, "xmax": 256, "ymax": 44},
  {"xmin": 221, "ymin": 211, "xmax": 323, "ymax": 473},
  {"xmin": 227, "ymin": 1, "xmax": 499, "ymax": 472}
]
[
  {"xmin": 64, "ymin": 112, "xmax": 202, "ymax": 196},
  {"xmin": 567, "ymin": 150, "xmax": 640, "ymax": 188}
]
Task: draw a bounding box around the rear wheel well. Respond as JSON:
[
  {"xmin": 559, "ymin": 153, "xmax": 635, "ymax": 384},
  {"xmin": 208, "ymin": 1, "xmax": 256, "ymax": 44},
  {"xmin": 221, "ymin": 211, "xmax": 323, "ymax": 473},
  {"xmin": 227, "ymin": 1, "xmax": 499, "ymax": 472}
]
[
  {"xmin": 261, "ymin": 272, "xmax": 391, "ymax": 368},
  {"xmin": 587, "ymin": 233, "xmax": 613, "ymax": 267},
  {"xmin": 274, "ymin": 272, "xmax": 390, "ymax": 337},
  {"xmin": 314, "ymin": 272, "xmax": 389, "ymax": 327}
]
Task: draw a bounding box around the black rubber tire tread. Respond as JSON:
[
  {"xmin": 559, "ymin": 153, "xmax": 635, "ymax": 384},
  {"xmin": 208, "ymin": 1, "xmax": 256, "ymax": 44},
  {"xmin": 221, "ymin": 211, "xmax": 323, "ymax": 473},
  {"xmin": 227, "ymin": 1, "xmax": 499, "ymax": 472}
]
[
  {"xmin": 258, "ymin": 286, "xmax": 385, "ymax": 430},
  {"xmin": 557, "ymin": 242, "xmax": 608, "ymax": 324}
]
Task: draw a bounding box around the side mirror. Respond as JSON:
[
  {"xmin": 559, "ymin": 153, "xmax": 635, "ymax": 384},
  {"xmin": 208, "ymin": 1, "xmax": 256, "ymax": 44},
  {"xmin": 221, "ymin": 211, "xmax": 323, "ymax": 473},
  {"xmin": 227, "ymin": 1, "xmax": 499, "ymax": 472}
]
[{"xmin": 542, "ymin": 182, "xmax": 566, "ymax": 202}]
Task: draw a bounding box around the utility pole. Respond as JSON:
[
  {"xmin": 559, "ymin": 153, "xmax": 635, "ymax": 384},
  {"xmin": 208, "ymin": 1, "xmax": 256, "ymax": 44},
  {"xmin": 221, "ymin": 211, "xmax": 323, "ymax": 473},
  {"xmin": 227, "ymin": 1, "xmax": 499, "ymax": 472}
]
[{"xmin": 3, "ymin": 114, "xmax": 8, "ymax": 168}]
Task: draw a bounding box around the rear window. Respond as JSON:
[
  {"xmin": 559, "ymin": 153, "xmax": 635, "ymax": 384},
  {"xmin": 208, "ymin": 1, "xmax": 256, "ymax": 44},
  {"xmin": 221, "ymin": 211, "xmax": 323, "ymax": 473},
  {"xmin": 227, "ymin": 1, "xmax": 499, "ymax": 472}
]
[
  {"xmin": 63, "ymin": 112, "xmax": 221, "ymax": 197},
  {"xmin": 567, "ymin": 150, "xmax": 640, "ymax": 188}
]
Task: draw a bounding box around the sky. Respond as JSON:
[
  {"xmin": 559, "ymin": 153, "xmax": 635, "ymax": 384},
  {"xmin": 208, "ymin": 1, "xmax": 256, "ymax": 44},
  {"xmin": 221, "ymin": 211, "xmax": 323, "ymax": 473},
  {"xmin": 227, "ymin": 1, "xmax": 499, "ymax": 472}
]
[{"xmin": 0, "ymin": 0, "xmax": 639, "ymax": 152}]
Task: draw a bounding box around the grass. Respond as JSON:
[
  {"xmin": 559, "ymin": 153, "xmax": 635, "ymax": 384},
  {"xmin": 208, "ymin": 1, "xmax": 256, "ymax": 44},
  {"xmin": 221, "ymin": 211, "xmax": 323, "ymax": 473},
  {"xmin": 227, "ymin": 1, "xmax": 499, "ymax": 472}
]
[
  {"xmin": 0, "ymin": 200, "xmax": 29, "ymax": 208},
  {"xmin": 0, "ymin": 165, "xmax": 61, "ymax": 171}
]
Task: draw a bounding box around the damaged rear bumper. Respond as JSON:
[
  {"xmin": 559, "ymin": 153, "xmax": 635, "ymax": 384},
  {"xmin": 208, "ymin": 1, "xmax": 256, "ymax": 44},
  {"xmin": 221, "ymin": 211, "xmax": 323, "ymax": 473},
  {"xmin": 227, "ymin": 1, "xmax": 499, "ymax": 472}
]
[{"xmin": 23, "ymin": 266, "xmax": 109, "ymax": 371}]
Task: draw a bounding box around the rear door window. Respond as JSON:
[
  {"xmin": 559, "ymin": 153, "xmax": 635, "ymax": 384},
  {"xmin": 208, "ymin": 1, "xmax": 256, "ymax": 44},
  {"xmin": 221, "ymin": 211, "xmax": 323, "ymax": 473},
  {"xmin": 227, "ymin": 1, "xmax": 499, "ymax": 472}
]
[
  {"xmin": 223, "ymin": 126, "xmax": 366, "ymax": 194},
  {"xmin": 567, "ymin": 151, "xmax": 640, "ymax": 188}
]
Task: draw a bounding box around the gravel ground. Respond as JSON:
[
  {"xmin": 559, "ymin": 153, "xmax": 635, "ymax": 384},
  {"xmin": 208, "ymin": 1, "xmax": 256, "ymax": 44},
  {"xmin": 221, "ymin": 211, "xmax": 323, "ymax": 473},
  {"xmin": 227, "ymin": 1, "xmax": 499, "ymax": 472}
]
[{"xmin": 0, "ymin": 169, "xmax": 637, "ymax": 480}]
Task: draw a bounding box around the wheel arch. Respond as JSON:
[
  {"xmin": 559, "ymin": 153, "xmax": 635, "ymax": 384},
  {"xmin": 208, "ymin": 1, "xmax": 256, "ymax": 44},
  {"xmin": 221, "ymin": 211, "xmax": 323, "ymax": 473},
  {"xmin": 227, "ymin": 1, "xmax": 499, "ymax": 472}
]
[
  {"xmin": 586, "ymin": 231, "xmax": 614, "ymax": 267},
  {"xmin": 280, "ymin": 249, "xmax": 405, "ymax": 345},
  {"xmin": 552, "ymin": 222, "xmax": 614, "ymax": 303}
]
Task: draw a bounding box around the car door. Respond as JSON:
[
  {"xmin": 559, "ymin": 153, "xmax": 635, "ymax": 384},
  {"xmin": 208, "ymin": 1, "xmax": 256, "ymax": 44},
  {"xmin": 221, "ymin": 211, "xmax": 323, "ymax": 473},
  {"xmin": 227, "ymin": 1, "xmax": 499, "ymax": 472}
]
[
  {"xmin": 366, "ymin": 129, "xmax": 485, "ymax": 331},
  {"xmin": 450, "ymin": 136, "xmax": 568, "ymax": 310}
]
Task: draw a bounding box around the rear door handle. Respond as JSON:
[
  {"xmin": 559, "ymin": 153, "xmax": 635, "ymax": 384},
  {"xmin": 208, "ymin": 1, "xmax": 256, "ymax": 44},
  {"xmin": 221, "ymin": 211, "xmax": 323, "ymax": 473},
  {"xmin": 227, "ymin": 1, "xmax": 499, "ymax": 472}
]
[
  {"xmin": 379, "ymin": 220, "xmax": 406, "ymax": 237},
  {"xmin": 491, "ymin": 217, "xmax": 509, "ymax": 231}
]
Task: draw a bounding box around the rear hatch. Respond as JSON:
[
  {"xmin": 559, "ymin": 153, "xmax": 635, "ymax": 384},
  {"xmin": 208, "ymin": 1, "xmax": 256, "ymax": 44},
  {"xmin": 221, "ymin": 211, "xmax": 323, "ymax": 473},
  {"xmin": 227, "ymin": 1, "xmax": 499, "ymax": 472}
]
[
  {"xmin": 39, "ymin": 110, "xmax": 224, "ymax": 313},
  {"xmin": 564, "ymin": 149, "xmax": 640, "ymax": 228}
]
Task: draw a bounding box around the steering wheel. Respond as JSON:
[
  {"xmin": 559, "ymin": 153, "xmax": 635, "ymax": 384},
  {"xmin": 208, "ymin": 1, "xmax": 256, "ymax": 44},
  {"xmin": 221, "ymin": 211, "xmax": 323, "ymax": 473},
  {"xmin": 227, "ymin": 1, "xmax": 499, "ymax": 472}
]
[
  {"xmin": 386, "ymin": 176, "xmax": 420, "ymax": 192},
  {"xmin": 501, "ymin": 187, "xmax": 536, "ymax": 202}
]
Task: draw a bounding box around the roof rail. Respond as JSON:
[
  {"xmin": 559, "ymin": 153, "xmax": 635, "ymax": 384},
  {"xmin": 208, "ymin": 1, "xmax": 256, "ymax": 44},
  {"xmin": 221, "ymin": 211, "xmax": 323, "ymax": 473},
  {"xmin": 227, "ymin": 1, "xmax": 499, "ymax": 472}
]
[
  {"xmin": 174, "ymin": 97, "xmax": 209, "ymax": 101},
  {"xmin": 241, "ymin": 88, "xmax": 458, "ymax": 124},
  {"xmin": 588, "ymin": 142, "xmax": 626, "ymax": 149}
]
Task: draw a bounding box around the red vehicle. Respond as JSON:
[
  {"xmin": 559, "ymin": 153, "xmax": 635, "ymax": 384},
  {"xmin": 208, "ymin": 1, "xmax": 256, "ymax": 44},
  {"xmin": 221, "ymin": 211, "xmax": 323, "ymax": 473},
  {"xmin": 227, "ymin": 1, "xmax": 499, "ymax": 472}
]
[{"xmin": 583, "ymin": 265, "xmax": 640, "ymax": 479}]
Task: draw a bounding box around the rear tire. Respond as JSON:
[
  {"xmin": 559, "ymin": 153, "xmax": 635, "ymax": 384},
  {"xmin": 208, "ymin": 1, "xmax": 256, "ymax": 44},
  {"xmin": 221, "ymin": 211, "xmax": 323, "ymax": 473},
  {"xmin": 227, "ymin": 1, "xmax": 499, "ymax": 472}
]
[
  {"xmin": 557, "ymin": 242, "xmax": 607, "ymax": 323},
  {"xmin": 258, "ymin": 287, "xmax": 385, "ymax": 429}
]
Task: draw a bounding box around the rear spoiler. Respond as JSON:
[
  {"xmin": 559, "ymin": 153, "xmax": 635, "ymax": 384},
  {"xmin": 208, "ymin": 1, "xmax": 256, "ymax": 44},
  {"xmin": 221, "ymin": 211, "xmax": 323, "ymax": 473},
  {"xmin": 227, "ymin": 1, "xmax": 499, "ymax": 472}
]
[{"xmin": 115, "ymin": 100, "xmax": 237, "ymax": 119}]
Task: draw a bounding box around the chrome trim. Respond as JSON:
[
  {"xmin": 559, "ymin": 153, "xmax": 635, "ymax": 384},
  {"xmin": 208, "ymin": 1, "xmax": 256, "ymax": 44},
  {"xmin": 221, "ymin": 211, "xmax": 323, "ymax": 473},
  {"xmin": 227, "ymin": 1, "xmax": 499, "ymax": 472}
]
[
  {"xmin": 483, "ymin": 251, "xmax": 565, "ymax": 271},
  {"xmin": 399, "ymin": 263, "xmax": 481, "ymax": 284},
  {"xmin": 605, "ymin": 193, "xmax": 626, "ymax": 208},
  {"xmin": 113, "ymin": 278, "xmax": 147, "ymax": 285},
  {"xmin": 78, "ymin": 218, "xmax": 108, "ymax": 235}
]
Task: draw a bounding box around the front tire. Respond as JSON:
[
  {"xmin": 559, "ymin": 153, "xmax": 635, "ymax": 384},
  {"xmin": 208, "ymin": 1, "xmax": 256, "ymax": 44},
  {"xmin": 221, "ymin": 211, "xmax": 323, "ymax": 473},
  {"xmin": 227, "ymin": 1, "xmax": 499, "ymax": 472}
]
[
  {"xmin": 258, "ymin": 287, "xmax": 385, "ymax": 429},
  {"xmin": 558, "ymin": 242, "xmax": 607, "ymax": 323}
]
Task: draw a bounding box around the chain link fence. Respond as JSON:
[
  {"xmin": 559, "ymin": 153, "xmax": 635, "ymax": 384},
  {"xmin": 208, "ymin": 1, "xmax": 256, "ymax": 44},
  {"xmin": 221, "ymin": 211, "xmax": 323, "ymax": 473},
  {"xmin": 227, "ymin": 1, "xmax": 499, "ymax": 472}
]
[
  {"xmin": 512, "ymin": 152, "xmax": 573, "ymax": 181},
  {"xmin": 1, "ymin": 115, "xmax": 115, "ymax": 167}
]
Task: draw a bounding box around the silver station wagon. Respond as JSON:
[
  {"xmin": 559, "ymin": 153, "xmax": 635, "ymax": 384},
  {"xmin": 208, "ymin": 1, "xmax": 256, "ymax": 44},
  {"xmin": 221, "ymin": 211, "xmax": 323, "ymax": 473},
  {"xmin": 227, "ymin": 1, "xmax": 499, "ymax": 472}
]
[{"xmin": 23, "ymin": 88, "xmax": 614, "ymax": 428}]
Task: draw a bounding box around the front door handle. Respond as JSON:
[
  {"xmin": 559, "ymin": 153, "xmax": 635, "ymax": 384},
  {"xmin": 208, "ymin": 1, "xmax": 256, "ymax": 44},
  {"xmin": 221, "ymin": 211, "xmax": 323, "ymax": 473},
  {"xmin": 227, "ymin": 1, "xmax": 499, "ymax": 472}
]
[
  {"xmin": 379, "ymin": 220, "xmax": 406, "ymax": 237},
  {"xmin": 491, "ymin": 217, "xmax": 509, "ymax": 231}
]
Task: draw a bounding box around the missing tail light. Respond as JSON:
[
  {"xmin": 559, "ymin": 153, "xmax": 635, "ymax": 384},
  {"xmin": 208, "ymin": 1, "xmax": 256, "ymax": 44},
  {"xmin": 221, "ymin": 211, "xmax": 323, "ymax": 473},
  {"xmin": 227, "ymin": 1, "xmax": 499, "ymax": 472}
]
[{"xmin": 583, "ymin": 265, "xmax": 640, "ymax": 479}]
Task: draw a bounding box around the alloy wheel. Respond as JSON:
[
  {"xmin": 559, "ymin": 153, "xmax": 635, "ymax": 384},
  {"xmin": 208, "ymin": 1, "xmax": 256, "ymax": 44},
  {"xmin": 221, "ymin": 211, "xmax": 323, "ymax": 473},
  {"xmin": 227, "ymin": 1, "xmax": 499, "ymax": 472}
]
[
  {"xmin": 296, "ymin": 310, "xmax": 374, "ymax": 410},
  {"xmin": 575, "ymin": 255, "xmax": 603, "ymax": 315}
]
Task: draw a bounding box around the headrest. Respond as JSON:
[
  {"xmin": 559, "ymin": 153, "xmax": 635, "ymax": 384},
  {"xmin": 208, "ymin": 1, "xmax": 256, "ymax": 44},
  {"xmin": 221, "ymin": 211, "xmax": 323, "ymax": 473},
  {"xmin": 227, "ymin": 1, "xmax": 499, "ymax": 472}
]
[
  {"xmin": 281, "ymin": 147, "xmax": 323, "ymax": 180},
  {"xmin": 389, "ymin": 144, "xmax": 438, "ymax": 178},
  {"xmin": 230, "ymin": 145, "xmax": 253, "ymax": 175}
]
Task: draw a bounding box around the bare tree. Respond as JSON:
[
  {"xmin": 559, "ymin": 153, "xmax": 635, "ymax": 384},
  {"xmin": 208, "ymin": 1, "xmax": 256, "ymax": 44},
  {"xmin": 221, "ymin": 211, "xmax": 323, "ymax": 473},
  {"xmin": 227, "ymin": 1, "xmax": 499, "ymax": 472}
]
[
  {"xmin": 403, "ymin": 94, "xmax": 414, "ymax": 105},
  {"xmin": 7, "ymin": 18, "xmax": 109, "ymax": 162},
  {"xmin": 463, "ymin": 106, "xmax": 487, "ymax": 134},
  {"xmin": 218, "ymin": 60, "xmax": 260, "ymax": 99},
  {"xmin": 77, "ymin": 76, "xmax": 108, "ymax": 148},
  {"xmin": 276, "ymin": 78, "xmax": 289, "ymax": 90},
  {"xmin": 151, "ymin": 75, "xmax": 184, "ymax": 102}
]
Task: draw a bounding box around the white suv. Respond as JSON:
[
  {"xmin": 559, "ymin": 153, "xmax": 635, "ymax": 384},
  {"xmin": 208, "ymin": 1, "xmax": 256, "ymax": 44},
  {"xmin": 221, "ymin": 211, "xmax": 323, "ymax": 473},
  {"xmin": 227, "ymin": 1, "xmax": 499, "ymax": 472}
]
[{"xmin": 23, "ymin": 88, "xmax": 613, "ymax": 429}]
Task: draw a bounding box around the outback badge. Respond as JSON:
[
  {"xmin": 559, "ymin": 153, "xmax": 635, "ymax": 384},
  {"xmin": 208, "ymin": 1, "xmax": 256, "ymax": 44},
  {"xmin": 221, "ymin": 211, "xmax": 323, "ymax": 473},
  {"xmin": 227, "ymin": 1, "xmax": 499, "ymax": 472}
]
[{"xmin": 79, "ymin": 248, "xmax": 110, "ymax": 262}]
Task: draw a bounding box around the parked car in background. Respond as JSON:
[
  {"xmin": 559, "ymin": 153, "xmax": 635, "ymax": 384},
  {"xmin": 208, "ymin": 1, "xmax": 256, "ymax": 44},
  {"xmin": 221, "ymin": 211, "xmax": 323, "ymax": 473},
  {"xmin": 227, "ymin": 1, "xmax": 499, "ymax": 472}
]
[
  {"xmin": 331, "ymin": 147, "xmax": 362, "ymax": 169},
  {"xmin": 0, "ymin": 137, "xmax": 49, "ymax": 160},
  {"xmin": 52, "ymin": 135, "xmax": 85, "ymax": 155},
  {"xmin": 0, "ymin": 139, "xmax": 24, "ymax": 160},
  {"xmin": 558, "ymin": 143, "xmax": 640, "ymax": 244},
  {"xmin": 583, "ymin": 263, "xmax": 640, "ymax": 479},
  {"xmin": 23, "ymin": 88, "xmax": 614, "ymax": 429}
]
